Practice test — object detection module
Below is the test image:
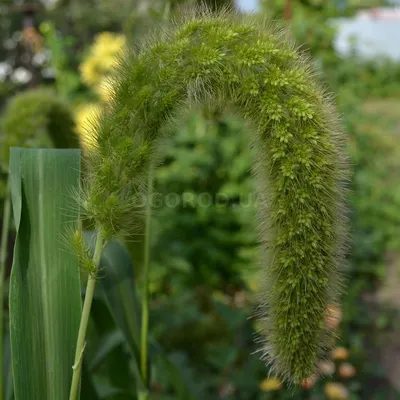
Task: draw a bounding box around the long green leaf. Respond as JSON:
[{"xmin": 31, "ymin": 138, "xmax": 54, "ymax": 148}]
[
  {"xmin": 97, "ymin": 239, "xmax": 142, "ymax": 361},
  {"xmin": 9, "ymin": 148, "xmax": 82, "ymax": 400},
  {"xmin": 89, "ymin": 330, "xmax": 124, "ymax": 370},
  {"xmin": 3, "ymin": 331, "xmax": 13, "ymax": 400},
  {"xmin": 88, "ymin": 297, "xmax": 136, "ymax": 398},
  {"xmin": 80, "ymin": 360, "xmax": 100, "ymax": 400},
  {"xmin": 85, "ymin": 233, "xmax": 196, "ymax": 399},
  {"xmin": 84, "ymin": 233, "xmax": 145, "ymax": 393},
  {"xmin": 152, "ymin": 343, "xmax": 196, "ymax": 400}
]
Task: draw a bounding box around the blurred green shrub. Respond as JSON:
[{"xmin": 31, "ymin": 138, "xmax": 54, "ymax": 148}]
[
  {"xmin": 152, "ymin": 111, "xmax": 257, "ymax": 292},
  {"xmin": 0, "ymin": 88, "xmax": 79, "ymax": 165},
  {"xmin": 147, "ymin": 111, "xmax": 260, "ymax": 398},
  {"xmin": 148, "ymin": 4, "xmax": 400, "ymax": 396},
  {"xmin": 147, "ymin": 93, "xmax": 400, "ymax": 400},
  {"xmin": 39, "ymin": 22, "xmax": 82, "ymax": 100},
  {"xmin": 0, "ymin": 88, "xmax": 79, "ymax": 199}
]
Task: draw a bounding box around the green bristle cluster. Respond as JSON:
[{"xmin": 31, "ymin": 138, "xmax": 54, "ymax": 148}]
[
  {"xmin": 71, "ymin": 229, "xmax": 97, "ymax": 276},
  {"xmin": 83, "ymin": 10, "xmax": 348, "ymax": 383}
]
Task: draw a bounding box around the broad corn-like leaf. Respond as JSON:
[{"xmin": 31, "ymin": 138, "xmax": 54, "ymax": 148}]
[
  {"xmin": 3, "ymin": 331, "xmax": 13, "ymax": 400},
  {"xmin": 9, "ymin": 148, "xmax": 82, "ymax": 400}
]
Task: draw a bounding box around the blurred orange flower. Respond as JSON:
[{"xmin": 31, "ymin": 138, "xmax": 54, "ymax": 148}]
[
  {"xmin": 331, "ymin": 347, "xmax": 349, "ymax": 360},
  {"xmin": 22, "ymin": 27, "xmax": 43, "ymax": 53},
  {"xmin": 326, "ymin": 305, "xmax": 342, "ymax": 330},
  {"xmin": 301, "ymin": 374, "xmax": 317, "ymax": 390}
]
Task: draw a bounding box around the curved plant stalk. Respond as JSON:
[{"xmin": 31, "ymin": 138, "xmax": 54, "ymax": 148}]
[
  {"xmin": 82, "ymin": 10, "xmax": 348, "ymax": 383},
  {"xmin": 69, "ymin": 231, "xmax": 105, "ymax": 400},
  {"xmin": 0, "ymin": 179, "xmax": 11, "ymax": 400}
]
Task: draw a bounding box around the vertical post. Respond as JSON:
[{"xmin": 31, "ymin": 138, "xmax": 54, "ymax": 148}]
[{"xmin": 284, "ymin": 0, "xmax": 293, "ymax": 21}]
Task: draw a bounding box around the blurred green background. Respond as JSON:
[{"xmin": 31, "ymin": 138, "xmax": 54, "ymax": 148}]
[{"xmin": 1, "ymin": 0, "xmax": 400, "ymax": 399}]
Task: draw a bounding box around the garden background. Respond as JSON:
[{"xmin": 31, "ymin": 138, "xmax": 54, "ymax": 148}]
[{"xmin": 1, "ymin": 0, "xmax": 400, "ymax": 399}]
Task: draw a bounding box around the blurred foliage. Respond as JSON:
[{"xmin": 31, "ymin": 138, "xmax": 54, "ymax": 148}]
[
  {"xmin": 0, "ymin": 87, "xmax": 78, "ymax": 164},
  {"xmin": 1, "ymin": 0, "xmax": 400, "ymax": 398},
  {"xmin": 152, "ymin": 112, "xmax": 257, "ymax": 292},
  {"xmin": 339, "ymin": 94, "xmax": 400, "ymax": 398},
  {"xmin": 144, "ymin": 98, "xmax": 400, "ymax": 398},
  {"xmin": 38, "ymin": 21, "xmax": 82, "ymax": 99},
  {"xmin": 145, "ymin": 2, "xmax": 400, "ymax": 398},
  {"xmin": 43, "ymin": 0, "xmax": 235, "ymax": 66},
  {"xmin": 262, "ymin": 0, "xmax": 400, "ymax": 98},
  {"xmin": 0, "ymin": 88, "xmax": 78, "ymax": 201},
  {"xmin": 138, "ymin": 98, "xmax": 400, "ymax": 399}
]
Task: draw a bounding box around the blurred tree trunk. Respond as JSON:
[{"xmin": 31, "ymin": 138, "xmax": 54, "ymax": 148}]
[{"xmin": 284, "ymin": 0, "xmax": 292, "ymax": 20}]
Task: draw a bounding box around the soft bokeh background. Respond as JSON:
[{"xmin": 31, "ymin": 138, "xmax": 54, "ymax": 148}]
[{"xmin": 1, "ymin": 0, "xmax": 400, "ymax": 399}]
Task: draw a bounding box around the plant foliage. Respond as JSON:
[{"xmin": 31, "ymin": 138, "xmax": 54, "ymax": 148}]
[{"xmin": 9, "ymin": 148, "xmax": 82, "ymax": 400}]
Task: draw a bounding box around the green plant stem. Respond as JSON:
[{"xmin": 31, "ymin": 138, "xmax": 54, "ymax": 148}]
[
  {"xmin": 69, "ymin": 231, "xmax": 104, "ymax": 400},
  {"xmin": 0, "ymin": 179, "xmax": 11, "ymax": 400},
  {"xmin": 139, "ymin": 169, "xmax": 154, "ymax": 400}
]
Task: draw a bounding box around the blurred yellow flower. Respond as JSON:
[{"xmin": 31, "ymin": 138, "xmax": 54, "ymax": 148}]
[
  {"xmin": 259, "ymin": 377, "xmax": 282, "ymax": 391},
  {"xmin": 247, "ymin": 278, "xmax": 258, "ymax": 292},
  {"xmin": 74, "ymin": 103, "xmax": 102, "ymax": 150},
  {"xmin": 80, "ymin": 32, "xmax": 126, "ymax": 89},
  {"xmin": 324, "ymin": 382, "xmax": 349, "ymax": 400}
]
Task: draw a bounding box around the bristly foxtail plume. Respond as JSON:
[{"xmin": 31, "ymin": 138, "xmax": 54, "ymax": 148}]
[{"xmin": 81, "ymin": 8, "xmax": 349, "ymax": 383}]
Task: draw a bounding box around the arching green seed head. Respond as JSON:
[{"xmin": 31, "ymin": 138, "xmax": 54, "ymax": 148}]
[{"xmin": 83, "ymin": 9, "xmax": 348, "ymax": 383}]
